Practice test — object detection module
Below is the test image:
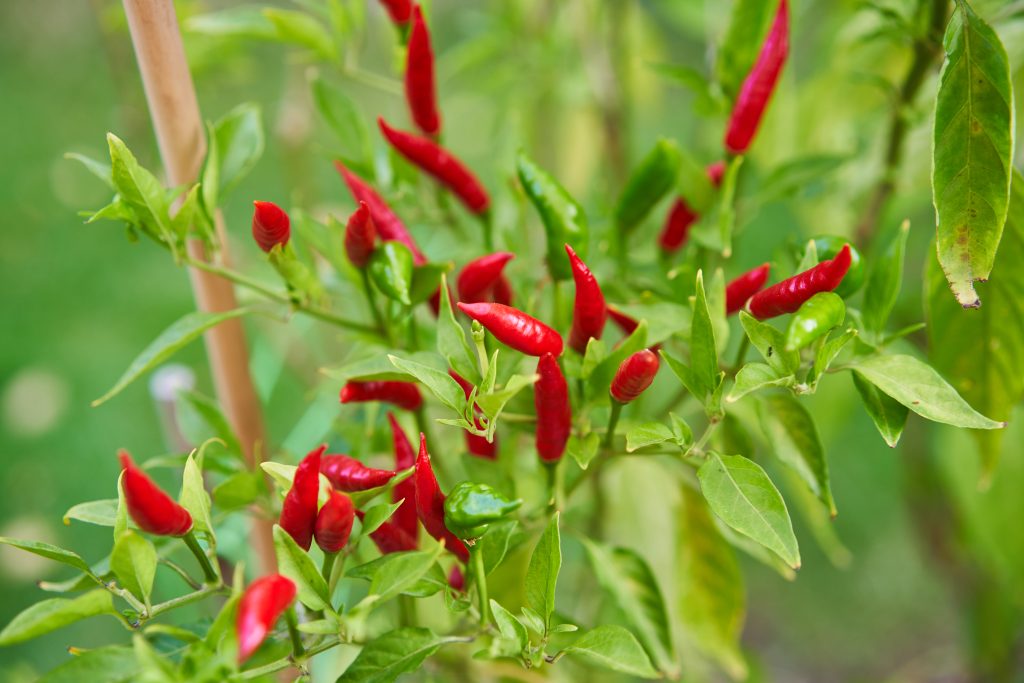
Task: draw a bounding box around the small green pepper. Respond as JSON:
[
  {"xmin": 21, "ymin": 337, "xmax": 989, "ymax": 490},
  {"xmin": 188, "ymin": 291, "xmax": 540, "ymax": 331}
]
[
  {"xmin": 443, "ymin": 481, "xmax": 521, "ymax": 540},
  {"xmin": 784, "ymin": 292, "xmax": 845, "ymax": 351},
  {"xmin": 368, "ymin": 241, "xmax": 414, "ymax": 305},
  {"xmin": 811, "ymin": 236, "xmax": 864, "ymax": 298},
  {"xmin": 269, "ymin": 243, "xmax": 324, "ymax": 305},
  {"xmin": 517, "ymin": 151, "xmax": 589, "ymax": 281},
  {"xmin": 613, "ymin": 139, "xmax": 681, "ymax": 234}
]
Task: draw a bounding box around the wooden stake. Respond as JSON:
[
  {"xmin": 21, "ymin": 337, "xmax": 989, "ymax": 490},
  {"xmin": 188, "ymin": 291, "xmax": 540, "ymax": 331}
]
[{"xmin": 122, "ymin": 0, "xmax": 275, "ymax": 574}]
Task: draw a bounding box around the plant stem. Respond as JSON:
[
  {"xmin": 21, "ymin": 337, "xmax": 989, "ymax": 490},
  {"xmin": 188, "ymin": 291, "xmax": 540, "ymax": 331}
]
[
  {"xmin": 285, "ymin": 606, "xmax": 305, "ymax": 658},
  {"xmin": 731, "ymin": 335, "xmax": 750, "ymax": 372},
  {"xmin": 479, "ymin": 211, "xmax": 495, "ymax": 251},
  {"xmin": 472, "ymin": 322, "xmax": 489, "ymax": 377},
  {"xmin": 603, "ymin": 401, "xmax": 624, "ymax": 451},
  {"xmin": 321, "ymin": 552, "xmax": 338, "ymax": 593},
  {"xmin": 471, "ymin": 544, "xmax": 490, "ymax": 627},
  {"xmin": 150, "ymin": 583, "xmax": 226, "ymax": 618},
  {"xmin": 360, "ymin": 268, "xmax": 388, "ymax": 340},
  {"xmin": 158, "ymin": 558, "xmax": 201, "ymax": 590},
  {"xmin": 182, "ymin": 531, "xmax": 218, "ymax": 584}
]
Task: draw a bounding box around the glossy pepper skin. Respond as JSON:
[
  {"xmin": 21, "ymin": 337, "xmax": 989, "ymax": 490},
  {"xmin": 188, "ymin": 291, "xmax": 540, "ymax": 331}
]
[
  {"xmin": 117, "ymin": 451, "xmax": 193, "ymax": 537},
  {"xmin": 344, "ymin": 201, "xmax": 377, "ymax": 268},
  {"xmin": 443, "ymin": 481, "xmax": 521, "ymax": 539},
  {"xmin": 457, "ymin": 252, "xmax": 514, "ymax": 304},
  {"xmin": 566, "ymin": 244, "xmax": 607, "ymax": 353},
  {"xmin": 252, "ymin": 201, "xmax": 290, "ymax": 253},
  {"xmin": 457, "ymin": 302, "xmax": 563, "ymax": 357},
  {"xmin": 378, "ymin": 119, "xmax": 490, "ymax": 214},
  {"xmin": 749, "ymin": 244, "xmax": 852, "ymax": 319},
  {"xmin": 658, "ymin": 162, "xmax": 727, "ymax": 252},
  {"xmin": 279, "ymin": 445, "xmax": 324, "ymax": 551},
  {"xmin": 320, "ymin": 454, "xmax": 396, "ymax": 492},
  {"xmin": 378, "ymin": 0, "xmax": 412, "ymax": 25},
  {"xmin": 358, "ymin": 510, "xmax": 419, "ymax": 554},
  {"xmin": 607, "ymin": 305, "xmax": 640, "ymax": 337},
  {"xmin": 387, "ymin": 413, "xmax": 420, "ymax": 540},
  {"xmin": 449, "ymin": 370, "xmax": 497, "ymax": 459},
  {"xmin": 405, "ymin": 6, "xmax": 440, "ymax": 136},
  {"xmin": 724, "ymin": 0, "xmax": 789, "ymax": 154},
  {"xmin": 335, "ymin": 161, "xmax": 426, "ymax": 265},
  {"xmin": 236, "ymin": 574, "xmax": 296, "ymax": 663},
  {"xmin": 534, "ymin": 354, "xmax": 571, "ymax": 462},
  {"xmin": 491, "ymin": 276, "xmax": 513, "ymax": 306},
  {"xmin": 610, "ymin": 349, "xmax": 660, "ymax": 403},
  {"xmin": 413, "ymin": 434, "xmax": 470, "ymax": 562},
  {"xmin": 811, "ymin": 236, "xmax": 864, "ymax": 298},
  {"xmin": 784, "ymin": 292, "xmax": 845, "ymax": 351},
  {"xmin": 314, "ymin": 490, "xmax": 355, "ymax": 554},
  {"xmin": 725, "ymin": 263, "xmax": 771, "ymax": 315},
  {"xmin": 516, "ymin": 151, "xmax": 589, "ymax": 281},
  {"xmin": 340, "ymin": 380, "xmax": 423, "ymax": 411}
]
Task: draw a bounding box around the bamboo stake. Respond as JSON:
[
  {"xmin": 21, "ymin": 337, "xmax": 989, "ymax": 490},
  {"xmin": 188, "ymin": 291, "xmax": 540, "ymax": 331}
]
[{"xmin": 122, "ymin": 0, "xmax": 276, "ymax": 574}]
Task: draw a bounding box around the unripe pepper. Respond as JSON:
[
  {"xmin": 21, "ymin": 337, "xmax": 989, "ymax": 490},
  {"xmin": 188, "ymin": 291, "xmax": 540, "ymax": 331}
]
[
  {"xmin": 236, "ymin": 574, "xmax": 296, "ymax": 663},
  {"xmin": 279, "ymin": 445, "xmax": 324, "ymax": 551},
  {"xmin": 314, "ymin": 490, "xmax": 355, "ymax": 554},
  {"xmin": 516, "ymin": 151, "xmax": 589, "ymax": 281},
  {"xmin": 377, "ymin": 0, "xmax": 412, "ymax": 25},
  {"xmin": 566, "ymin": 244, "xmax": 607, "ymax": 353},
  {"xmin": 414, "ymin": 434, "xmax": 470, "ymax": 562},
  {"xmin": 534, "ymin": 353, "xmax": 571, "ymax": 462},
  {"xmin": 724, "ymin": 0, "xmax": 789, "ymax": 154},
  {"xmin": 457, "ymin": 252, "xmax": 514, "ymax": 304},
  {"xmin": 378, "ymin": 119, "xmax": 490, "ymax": 214},
  {"xmin": 784, "ymin": 292, "xmax": 845, "ymax": 351},
  {"xmin": 320, "ymin": 454, "xmax": 396, "ymax": 492},
  {"xmin": 344, "ymin": 201, "xmax": 377, "ymax": 268},
  {"xmin": 749, "ymin": 244, "xmax": 852, "ymax": 319},
  {"xmin": 725, "ymin": 263, "xmax": 770, "ymax": 315},
  {"xmin": 405, "ymin": 6, "xmax": 440, "ymax": 136},
  {"xmin": 340, "ymin": 380, "xmax": 423, "ymax": 411},
  {"xmin": 610, "ymin": 349, "xmax": 660, "ymax": 403},
  {"xmin": 335, "ymin": 161, "xmax": 426, "ymax": 265},
  {"xmin": 614, "ymin": 139, "xmax": 681, "ymax": 234},
  {"xmin": 443, "ymin": 481, "xmax": 521, "ymax": 540},
  {"xmin": 252, "ymin": 200, "xmax": 290, "ymax": 253},
  {"xmin": 449, "ymin": 370, "xmax": 497, "ymax": 459},
  {"xmin": 117, "ymin": 451, "xmax": 193, "ymax": 537},
  {"xmin": 357, "ymin": 510, "xmax": 419, "ymax": 554},
  {"xmin": 457, "ymin": 302, "xmax": 563, "ymax": 357},
  {"xmin": 658, "ymin": 162, "xmax": 726, "ymax": 252},
  {"xmin": 387, "ymin": 413, "xmax": 420, "ymax": 540}
]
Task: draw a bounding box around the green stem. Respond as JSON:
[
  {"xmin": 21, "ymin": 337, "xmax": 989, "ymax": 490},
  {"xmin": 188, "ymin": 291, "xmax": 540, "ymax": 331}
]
[
  {"xmin": 235, "ymin": 638, "xmax": 342, "ymax": 680},
  {"xmin": 414, "ymin": 406, "xmax": 435, "ymax": 455},
  {"xmin": 158, "ymin": 558, "xmax": 201, "ymax": 590},
  {"xmin": 182, "ymin": 531, "xmax": 218, "ymax": 584},
  {"xmin": 321, "ymin": 552, "xmax": 338, "ymax": 593},
  {"xmin": 472, "ymin": 322, "xmax": 489, "ymax": 377},
  {"xmin": 285, "ymin": 606, "xmax": 305, "ymax": 658},
  {"xmin": 551, "ymin": 280, "xmax": 564, "ymax": 331},
  {"xmin": 360, "ymin": 268, "xmax": 387, "ymax": 340},
  {"xmin": 479, "ymin": 211, "xmax": 495, "ymax": 251},
  {"xmin": 603, "ymin": 400, "xmax": 624, "ymax": 451},
  {"xmin": 471, "ymin": 544, "xmax": 490, "ymax": 627},
  {"xmin": 731, "ymin": 335, "xmax": 750, "ymax": 372},
  {"xmin": 150, "ymin": 583, "xmax": 226, "ymax": 618}
]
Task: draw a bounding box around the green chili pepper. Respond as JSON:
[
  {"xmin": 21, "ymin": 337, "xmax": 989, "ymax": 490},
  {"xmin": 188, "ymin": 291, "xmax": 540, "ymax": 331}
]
[
  {"xmin": 811, "ymin": 236, "xmax": 864, "ymax": 298},
  {"xmin": 369, "ymin": 241, "xmax": 414, "ymax": 305},
  {"xmin": 613, "ymin": 139, "xmax": 681, "ymax": 234},
  {"xmin": 516, "ymin": 151, "xmax": 588, "ymax": 281},
  {"xmin": 443, "ymin": 481, "xmax": 521, "ymax": 540},
  {"xmin": 269, "ymin": 244, "xmax": 324, "ymax": 305},
  {"xmin": 784, "ymin": 292, "xmax": 845, "ymax": 351}
]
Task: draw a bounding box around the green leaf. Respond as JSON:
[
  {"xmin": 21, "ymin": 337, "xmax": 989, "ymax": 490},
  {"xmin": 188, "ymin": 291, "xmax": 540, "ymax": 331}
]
[
  {"xmin": 311, "ymin": 74, "xmax": 371, "ymax": 167},
  {"xmin": 348, "ymin": 552, "xmax": 446, "ymax": 600},
  {"xmin": 211, "ymin": 103, "xmax": 264, "ymax": 196},
  {"xmin": 365, "ymin": 543, "xmax": 444, "ymax": 604},
  {"xmin": 625, "ymin": 422, "xmax": 675, "ymax": 452},
  {"xmin": 727, "ymin": 362, "xmax": 792, "ymax": 402},
  {"xmin": 716, "ymin": 0, "xmax": 776, "ymax": 101},
  {"xmin": 212, "ymin": 471, "xmax": 262, "ymax": 510},
  {"xmin": 0, "ymin": 537, "xmax": 91, "ymax": 574},
  {"xmin": 697, "ymin": 453, "xmax": 800, "ymax": 568},
  {"xmin": 757, "ymin": 394, "xmax": 835, "ymax": 515},
  {"xmin": 65, "ymin": 152, "xmax": 114, "ymax": 190},
  {"xmin": 92, "ymin": 308, "xmax": 253, "ymax": 407},
  {"xmin": 848, "ymin": 354, "xmax": 1004, "ymax": 429},
  {"xmin": 564, "ymin": 625, "xmax": 660, "ymax": 679},
  {"xmin": 337, "ymin": 628, "xmax": 445, "ymax": 683},
  {"xmin": 690, "ymin": 271, "xmax": 721, "ymax": 403},
  {"xmin": 185, "ymin": 7, "xmax": 278, "ymax": 40},
  {"xmin": 36, "ymin": 645, "xmax": 137, "ymax": 683},
  {"xmin": 852, "ymin": 373, "xmax": 909, "ymax": 448},
  {"xmin": 106, "ymin": 134, "xmax": 173, "ymax": 247},
  {"xmin": 435, "ymin": 275, "xmax": 478, "ymax": 380},
  {"xmin": 863, "ymin": 219, "xmax": 910, "ymax": 335},
  {"xmin": 370, "ymin": 242, "xmax": 414, "ymax": 305},
  {"xmin": 676, "ymin": 148, "xmax": 716, "ymax": 214},
  {"xmin": 525, "ymin": 512, "xmax": 561, "ymax": 631},
  {"xmin": 475, "ymin": 373, "xmax": 537, "ymax": 426},
  {"xmin": 176, "ymin": 390, "xmax": 243, "ymax": 460},
  {"xmin": 612, "ymin": 301, "xmax": 691, "ymax": 346},
  {"xmin": 566, "ymin": 432, "xmax": 601, "ymax": 469},
  {"xmin": 739, "ymin": 311, "xmax": 800, "ymax": 375},
  {"xmin": 178, "ymin": 454, "xmax": 213, "ymax": 536},
  {"xmin": 932, "ymin": 0, "xmax": 1013, "ymax": 308},
  {"xmin": 490, "ymin": 600, "xmax": 530, "ymax": 654},
  {"xmin": 0, "ymin": 590, "xmax": 115, "ymax": 645},
  {"xmin": 111, "ymin": 530, "xmax": 156, "ymax": 605},
  {"xmin": 409, "ymin": 262, "xmax": 451, "ymax": 306},
  {"xmin": 808, "ymin": 328, "xmax": 857, "ymax": 386},
  {"xmin": 359, "ymin": 500, "xmax": 405, "ymax": 537},
  {"xmin": 480, "ymin": 519, "xmax": 519, "ymax": 575},
  {"xmin": 262, "ymin": 8, "xmax": 336, "ymax": 61},
  {"xmin": 586, "ymin": 321, "xmax": 648, "ymax": 399},
  {"xmin": 272, "ymin": 525, "xmax": 331, "ymax": 612},
  {"xmin": 758, "ymin": 153, "xmax": 851, "ymax": 203},
  {"xmin": 387, "ymin": 355, "xmax": 466, "ymax": 414}
]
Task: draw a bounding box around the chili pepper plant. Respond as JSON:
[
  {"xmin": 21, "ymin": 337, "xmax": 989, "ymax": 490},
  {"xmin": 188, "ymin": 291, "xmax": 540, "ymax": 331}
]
[{"xmin": 7, "ymin": 0, "xmax": 1024, "ymax": 680}]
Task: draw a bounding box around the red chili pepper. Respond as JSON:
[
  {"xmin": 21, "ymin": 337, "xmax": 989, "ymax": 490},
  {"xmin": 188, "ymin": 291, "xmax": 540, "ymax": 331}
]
[
  {"xmin": 236, "ymin": 574, "xmax": 296, "ymax": 663},
  {"xmin": 344, "ymin": 201, "xmax": 377, "ymax": 268},
  {"xmin": 749, "ymin": 245, "xmax": 851, "ymax": 319},
  {"xmin": 335, "ymin": 161, "xmax": 426, "ymax": 265},
  {"xmin": 449, "ymin": 370, "xmax": 498, "ymax": 459},
  {"xmin": 448, "ymin": 565, "xmax": 465, "ymax": 592},
  {"xmin": 378, "ymin": 119, "xmax": 490, "ymax": 214},
  {"xmin": 340, "ymin": 380, "xmax": 423, "ymax": 411},
  {"xmin": 386, "ymin": 412, "xmax": 419, "ymax": 540},
  {"xmin": 320, "ymin": 454, "xmax": 396, "ymax": 492},
  {"xmin": 378, "ymin": 0, "xmax": 412, "ymax": 25},
  {"xmin": 566, "ymin": 244, "xmax": 607, "ymax": 354},
  {"xmin": 117, "ymin": 451, "xmax": 193, "ymax": 537},
  {"xmin": 724, "ymin": 0, "xmax": 789, "ymax": 154},
  {"xmin": 658, "ymin": 162, "xmax": 727, "ymax": 253},
  {"xmin": 405, "ymin": 5, "xmax": 440, "ymax": 136},
  {"xmin": 457, "ymin": 302, "xmax": 563, "ymax": 357},
  {"xmin": 251, "ymin": 201, "xmax": 290, "ymax": 253},
  {"xmin": 357, "ymin": 510, "xmax": 419, "ymax": 554},
  {"xmin": 491, "ymin": 275, "xmax": 513, "ymax": 306},
  {"xmin": 726, "ymin": 263, "xmax": 771, "ymax": 315},
  {"xmin": 457, "ymin": 252, "xmax": 515, "ymax": 304},
  {"xmin": 707, "ymin": 160, "xmax": 726, "ymax": 185},
  {"xmin": 606, "ymin": 305, "xmax": 640, "ymax": 337},
  {"xmin": 534, "ymin": 353, "xmax": 571, "ymax": 463},
  {"xmin": 414, "ymin": 434, "xmax": 470, "ymax": 562},
  {"xmin": 314, "ymin": 490, "xmax": 355, "ymax": 554},
  {"xmin": 610, "ymin": 349, "xmax": 660, "ymax": 403},
  {"xmin": 279, "ymin": 445, "xmax": 324, "ymax": 551}
]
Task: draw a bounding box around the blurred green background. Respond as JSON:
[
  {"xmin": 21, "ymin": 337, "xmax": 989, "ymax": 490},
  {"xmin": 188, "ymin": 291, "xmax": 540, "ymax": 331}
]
[{"xmin": 2, "ymin": 0, "xmax": 1023, "ymax": 681}]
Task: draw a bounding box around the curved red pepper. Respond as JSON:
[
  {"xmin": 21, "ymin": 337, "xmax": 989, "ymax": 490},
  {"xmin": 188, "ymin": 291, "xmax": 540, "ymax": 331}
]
[
  {"xmin": 449, "ymin": 370, "xmax": 498, "ymax": 459},
  {"xmin": 749, "ymin": 245, "xmax": 851, "ymax": 319},
  {"xmin": 413, "ymin": 434, "xmax": 470, "ymax": 561},
  {"xmin": 314, "ymin": 490, "xmax": 355, "ymax": 554},
  {"xmin": 610, "ymin": 349, "xmax": 660, "ymax": 403},
  {"xmin": 320, "ymin": 454, "xmax": 396, "ymax": 492},
  {"xmin": 236, "ymin": 574, "xmax": 296, "ymax": 663},
  {"xmin": 378, "ymin": 118, "xmax": 490, "ymax": 214},
  {"xmin": 726, "ymin": 263, "xmax": 771, "ymax": 315},
  {"xmin": 405, "ymin": 6, "xmax": 440, "ymax": 136},
  {"xmin": 377, "ymin": 0, "xmax": 412, "ymax": 25},
  {"xmin": 658, "ymin": 162, "xmax": 726, "ymax": 252},
  {"xmin": 566, "ymin": 244, "xmax": 607, "ymax": 354},
  {"xmin": 334, "ymin": 161, "xmax": 426, "ymax": 265},
  {"xmin": 340, "ymin": 380, "xmax": 423, "ymax": 411},
  {"xmin": 534, "ymin": 353, "xmax": 571, "ymax": 463},
  {"xmin": 491, "ymin": 275, "xmax": 513, "ymax": 306},
  {"xmin": 457, "ymin": 252, "xmax": 514, "ymax": 304},
  {"xmin": 448, "ymin": 565, "xmax": 465, "ymax": 592},
  {"xmin": 386, "ymin": 412, "xmax": 419, "ymax": 540},
  {"xmin": 279, "ymin": 445, "xmax": 324, "ymax": 551},
  {"xmin": 457, "ymin": 302, "xmax": 563, "ymax": 357},
  {"xmin": 357, "ymin": 510, "xmax": 419, "ymax": 554},
  {"xmin": 251, "ymin": 201, "xmax": 290, "ymax": 253},
  {"xmin": 344, "ymin": 201, "xmax": 377, "ymax": 268},
  {"xmin": 117, "ymin": 451, "xmax": 193, "ymax": 537},
  {"xmin": 606, "ymin": 305, "xmax": 640, "ymax": 337},
  {"xmin": 724, "ymin": 0, "xmax": 789, "ymax": 154}
]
